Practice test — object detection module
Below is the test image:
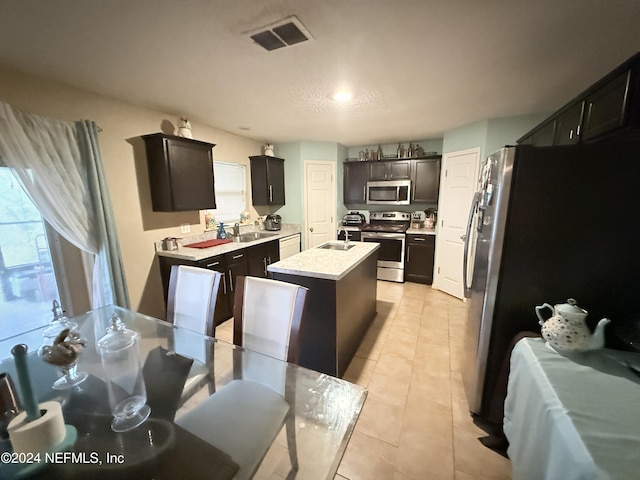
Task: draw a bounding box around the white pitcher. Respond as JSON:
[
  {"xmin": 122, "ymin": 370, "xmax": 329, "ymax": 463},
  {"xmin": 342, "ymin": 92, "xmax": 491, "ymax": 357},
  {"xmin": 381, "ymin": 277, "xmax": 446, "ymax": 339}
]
[{"xmin": 535, "ymin": 298, "xmax": 610, "ymax": 353}]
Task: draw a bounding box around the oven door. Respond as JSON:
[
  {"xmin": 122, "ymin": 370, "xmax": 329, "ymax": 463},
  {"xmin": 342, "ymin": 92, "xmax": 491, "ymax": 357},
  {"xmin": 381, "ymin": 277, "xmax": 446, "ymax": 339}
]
[{"xmin": 361, "ymin": 232, "xmax": 406, "ymax": 268}]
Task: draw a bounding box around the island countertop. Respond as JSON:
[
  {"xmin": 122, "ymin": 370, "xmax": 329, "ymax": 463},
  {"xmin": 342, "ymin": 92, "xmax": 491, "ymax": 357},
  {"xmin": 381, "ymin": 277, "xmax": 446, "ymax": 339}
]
[{"xmin": 267, "ymin": 241, "xmax": 379, "ymax": 281}]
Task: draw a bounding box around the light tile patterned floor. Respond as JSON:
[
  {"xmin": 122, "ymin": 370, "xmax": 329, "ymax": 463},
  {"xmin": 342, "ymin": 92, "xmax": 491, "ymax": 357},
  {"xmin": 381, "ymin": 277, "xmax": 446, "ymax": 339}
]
[{"xmin": 216, "ymin": 281, "xmax": 512, "ymax": 480}]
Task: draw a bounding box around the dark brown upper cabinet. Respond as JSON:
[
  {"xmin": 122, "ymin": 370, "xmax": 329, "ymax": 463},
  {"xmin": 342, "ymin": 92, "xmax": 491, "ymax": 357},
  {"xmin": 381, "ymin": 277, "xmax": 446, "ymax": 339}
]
[
  {"xmin": 343, "ymin": 162, "xmax": 369, "ymax": 204},
  {"xmin": 249, "ymin": 155, "xmax": 285, "ymax": 205},
  {"xmin": 553, "ymin": 102, "xmax": 585, "ymax": 145},
  {"xmin": 518, "ymin": 52, "xmax": 640, "ymax": 146},
  {"xmin": 581, "ymin": 70, "xmax": 632, "ymax": 141},
  {"xmin": 368, "ymin": 160, "xmax": 411, "ymax": 180},
  {"xmin": 343, "ymin": 156, "xmax": 442, "ymax": 205},
  {"xmin": 411, "ymin": 158, "xmax": 441, "ymax": 203},
  {"xmin": 142, "ymin": 133, "xmax": 216, "ymax": 212}
]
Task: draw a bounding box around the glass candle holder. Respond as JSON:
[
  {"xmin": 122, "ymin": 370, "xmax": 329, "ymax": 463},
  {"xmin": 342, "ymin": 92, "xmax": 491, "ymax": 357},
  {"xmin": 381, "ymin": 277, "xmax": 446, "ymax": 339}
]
[{"xmin": 38, "ymin": 300, "xmax": 87, "ymax": 390}]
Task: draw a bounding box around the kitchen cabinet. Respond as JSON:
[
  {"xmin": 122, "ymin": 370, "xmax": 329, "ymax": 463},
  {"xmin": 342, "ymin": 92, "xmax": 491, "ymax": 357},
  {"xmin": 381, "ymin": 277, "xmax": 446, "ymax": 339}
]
[
  {"xmin": 368, "ymin": 160, "xmax": 411, "ymax": 180},
  {"xmin": 343, "ymin": 156, "xmax": 442, "ymax": 205},
  {"xmin": 518, "ymin": 121, "xmax": 556, "ymax": 146},
  {"xmin": 581, "ymin": 70, "xmax": 631, "ymax": 141},
  {"xmin": 142, "ymin": 133, "xmax": 216, "ymax": 211},
  {"xmin": 225, "ymin": 250, "xmax": 248, "ymax": 305},
  {"xmin": 249, "ymin": 155, "xmax": 285, "ymax": 205},
  {"xmin": 518, "ymin": 52, "xmax": 640, "ymax": 145},
  {"xmin": 343, "ymin": 162, "xmax": 368, "ymax": 204},
  {"xmin": 197, "ymin": 255, "xmax": 232, "ymax": 324},
  {"xmin": 553, "ymin": 102, "xmax": 584, "ymax": 145},
  {"xmin": 246, "ymin": 239, "xmax": 280, "ymax": 278},
  {"xmin": 158, "ymin": 238, "xmax": 281, "ymax": 325},
  {"xmin": 411, "ymin": 158, "xmax": 441, "ymax": 203},
  {"xmin": 405, "ymin": 234, "xmax": 435, "ymax": 284}
]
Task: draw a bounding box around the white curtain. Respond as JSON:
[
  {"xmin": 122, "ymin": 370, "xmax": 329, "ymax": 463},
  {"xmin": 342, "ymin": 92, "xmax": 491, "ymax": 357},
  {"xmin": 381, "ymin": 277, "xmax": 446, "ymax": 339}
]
[{"xmin": 0, "ymin": 102, "xmax": 129, "ymax": 308}]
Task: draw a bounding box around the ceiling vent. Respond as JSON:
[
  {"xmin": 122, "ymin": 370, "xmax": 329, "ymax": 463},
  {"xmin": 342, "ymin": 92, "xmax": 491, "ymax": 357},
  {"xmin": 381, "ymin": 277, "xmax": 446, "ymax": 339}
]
[{"xmin": 246, "ymin": 15, "xmax": 313, "ymax": 51}]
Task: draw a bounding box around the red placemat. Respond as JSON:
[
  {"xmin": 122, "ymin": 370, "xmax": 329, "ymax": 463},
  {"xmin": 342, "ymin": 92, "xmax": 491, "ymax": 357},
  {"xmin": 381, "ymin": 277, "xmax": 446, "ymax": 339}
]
[{"xmin": 184, "ymin": 239, "xmax": 232, "ymax": 248}]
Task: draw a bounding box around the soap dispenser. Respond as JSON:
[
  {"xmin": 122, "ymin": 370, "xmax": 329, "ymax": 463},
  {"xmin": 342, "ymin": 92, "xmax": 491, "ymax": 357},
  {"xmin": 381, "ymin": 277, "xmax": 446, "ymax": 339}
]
[{"xmin": 217, "ymin": 222, "xmax": 227, "ymax": 239}]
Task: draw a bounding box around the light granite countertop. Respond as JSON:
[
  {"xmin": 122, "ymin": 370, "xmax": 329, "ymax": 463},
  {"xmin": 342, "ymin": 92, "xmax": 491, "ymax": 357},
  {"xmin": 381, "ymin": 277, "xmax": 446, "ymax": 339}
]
[
  {"xmin": 156, "ymin": 224, "xmax": 301, "ymax": 261},
  {"xmin": 406, "ymin": 226, "xmax": 437, "ymax": 235},
  {"xmin": 337, "ymin": 224, "xmax": 437, "ymax": 235},
  {"xmin": 267, "ymin": 241, "xmax": 379, "ymax": 281}
]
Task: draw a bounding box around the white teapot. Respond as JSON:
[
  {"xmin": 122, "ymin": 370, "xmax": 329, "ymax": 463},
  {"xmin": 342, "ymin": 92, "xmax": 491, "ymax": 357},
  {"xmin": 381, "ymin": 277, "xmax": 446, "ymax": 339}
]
[{"xmin": 535, "ymin": 298, "xmax": 610, "ymax": 353}]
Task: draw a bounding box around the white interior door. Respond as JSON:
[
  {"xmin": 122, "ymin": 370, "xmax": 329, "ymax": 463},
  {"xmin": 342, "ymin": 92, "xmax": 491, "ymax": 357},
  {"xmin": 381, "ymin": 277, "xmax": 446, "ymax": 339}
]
[
  {"xmin": 433, "ymin": 148, "xmax": 481, "ymax": 299},
  {"xmin": 304, "ymin": 161, "xmax": 335, "ymax": 249}
]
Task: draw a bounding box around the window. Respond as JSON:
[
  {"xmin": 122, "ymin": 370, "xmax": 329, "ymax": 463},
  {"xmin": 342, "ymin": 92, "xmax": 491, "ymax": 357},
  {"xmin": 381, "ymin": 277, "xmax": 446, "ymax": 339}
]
[
  {"xmin": 210, "ymin": 161, "xmax": 247, "ymax": 223},
  {"xmin": 0, "ymin": 168, "xmax": 61, "ymax": 339}
]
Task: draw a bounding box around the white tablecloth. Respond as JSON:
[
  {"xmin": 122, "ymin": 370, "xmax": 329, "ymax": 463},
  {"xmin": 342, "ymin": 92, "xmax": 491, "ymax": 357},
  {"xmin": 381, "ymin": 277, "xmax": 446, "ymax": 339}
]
[{"xmin": 504, "ymin": 338, "xmax": 640, "ymax": 480}]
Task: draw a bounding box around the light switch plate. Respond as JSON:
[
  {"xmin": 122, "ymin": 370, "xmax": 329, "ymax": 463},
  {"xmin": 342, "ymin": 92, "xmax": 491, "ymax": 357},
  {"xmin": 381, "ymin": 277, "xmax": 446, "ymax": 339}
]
[{"xmin": 180, "ymin": 224, "xmax": 191, "ymax": 234}]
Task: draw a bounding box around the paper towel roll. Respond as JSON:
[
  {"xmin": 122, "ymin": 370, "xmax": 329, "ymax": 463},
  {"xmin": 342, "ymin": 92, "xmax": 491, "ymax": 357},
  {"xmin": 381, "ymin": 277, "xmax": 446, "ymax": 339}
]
[{"xmin": 7, "ymin": 401, "xmax": 66, "ymax": 454}]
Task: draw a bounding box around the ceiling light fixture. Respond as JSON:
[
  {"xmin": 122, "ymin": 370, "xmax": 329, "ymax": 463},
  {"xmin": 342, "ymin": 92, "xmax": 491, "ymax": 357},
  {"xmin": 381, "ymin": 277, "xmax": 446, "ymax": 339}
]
[{"xmin": 331, "ymin": 90, "xmax": 353, "ymax": 103}]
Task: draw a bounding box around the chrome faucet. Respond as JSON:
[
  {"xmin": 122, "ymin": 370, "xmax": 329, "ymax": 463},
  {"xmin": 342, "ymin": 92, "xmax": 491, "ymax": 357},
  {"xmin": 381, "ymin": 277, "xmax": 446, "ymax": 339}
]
[
  {"xmin": 337, "ymin": 227, "xmax": 351, "ymax": 245},
  {"xmin": 232, "ymin": 222, "xmax": 240, "ymax": 237}
]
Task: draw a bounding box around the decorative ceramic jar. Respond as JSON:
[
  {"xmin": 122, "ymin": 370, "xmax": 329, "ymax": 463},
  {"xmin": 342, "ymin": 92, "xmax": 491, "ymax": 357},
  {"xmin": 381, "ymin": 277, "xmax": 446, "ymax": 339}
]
[{"xmin": 535, "ymin": 298, "xmax": 610, "ymax": 353}]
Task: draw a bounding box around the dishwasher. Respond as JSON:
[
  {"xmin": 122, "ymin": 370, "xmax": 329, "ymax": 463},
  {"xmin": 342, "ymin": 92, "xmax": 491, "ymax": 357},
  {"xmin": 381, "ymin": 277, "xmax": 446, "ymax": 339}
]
[{"xmin": 279, "ymin": 234, "xmax": 301, "ymax": 259}]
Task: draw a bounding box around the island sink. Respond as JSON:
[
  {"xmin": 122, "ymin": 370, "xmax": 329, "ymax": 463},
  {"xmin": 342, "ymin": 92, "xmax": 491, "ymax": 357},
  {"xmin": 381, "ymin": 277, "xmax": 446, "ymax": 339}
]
[{"xmin": 318, "ymin": 242, "xmax": 356, "ymax": 251}]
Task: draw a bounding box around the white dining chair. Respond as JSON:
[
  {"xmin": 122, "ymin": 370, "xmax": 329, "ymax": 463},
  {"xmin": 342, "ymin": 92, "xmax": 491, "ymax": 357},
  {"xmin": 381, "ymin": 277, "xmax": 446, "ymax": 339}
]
[
  {"xmin": 167, "ymin": 264, "xmax": 222, "ymax": 339},
  {"xmin": 165, "ymin": 265, "xmax": 222, "ymax": 404},
  {"xmin": 176, "ymin": 275, "xmax": 308, "ymax": 480}
]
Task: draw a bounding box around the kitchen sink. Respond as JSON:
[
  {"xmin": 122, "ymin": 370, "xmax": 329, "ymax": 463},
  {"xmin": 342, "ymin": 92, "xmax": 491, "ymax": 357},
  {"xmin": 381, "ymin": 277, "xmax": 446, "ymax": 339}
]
[
  {"xmin": 318, "ymin": 242, "xmax": 356, "ymax": 251},
  {"xmin": 232, "ymin": 231, "xmax": 279, "ymax": 242}
]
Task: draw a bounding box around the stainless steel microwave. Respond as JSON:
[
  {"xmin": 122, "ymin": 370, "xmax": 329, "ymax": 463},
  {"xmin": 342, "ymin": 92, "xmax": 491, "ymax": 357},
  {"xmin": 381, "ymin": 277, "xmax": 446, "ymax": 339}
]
[{"xmin": 366, "ymin": 180, "xmax": 411, "ymax": 205}]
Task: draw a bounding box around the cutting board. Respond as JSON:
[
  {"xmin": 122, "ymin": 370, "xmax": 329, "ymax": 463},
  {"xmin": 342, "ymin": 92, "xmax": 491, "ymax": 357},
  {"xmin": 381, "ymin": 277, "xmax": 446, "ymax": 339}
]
[{"xmin": 183, "ymin": 239, "xmax": 232, "ymax": 248}]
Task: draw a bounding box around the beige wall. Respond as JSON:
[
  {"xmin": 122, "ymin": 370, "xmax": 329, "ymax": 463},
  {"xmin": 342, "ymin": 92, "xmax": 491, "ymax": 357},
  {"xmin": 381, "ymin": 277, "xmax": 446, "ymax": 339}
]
[{"xmin": 0, "ymin": 67, "xmax": 263, "ymax": 318}]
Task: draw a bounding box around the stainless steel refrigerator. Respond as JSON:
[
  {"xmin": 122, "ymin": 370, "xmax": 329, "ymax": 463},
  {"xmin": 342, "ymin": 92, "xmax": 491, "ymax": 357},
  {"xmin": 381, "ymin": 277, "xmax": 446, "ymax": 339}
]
[{"xmin": 462, "ymin": 142, "xmax": 640, "ymax": 431}]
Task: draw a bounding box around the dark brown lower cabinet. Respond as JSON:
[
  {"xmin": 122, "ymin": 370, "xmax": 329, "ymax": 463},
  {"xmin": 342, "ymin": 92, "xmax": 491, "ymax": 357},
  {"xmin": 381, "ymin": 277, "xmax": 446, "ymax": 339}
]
[
  {"xmin": 405, "ymin": 234, "xmax": 435, "ymax": 284},
  {"xmin": 158, "ymin": 254, "xmax": 232, "ymax": 326},
  {"xmin": 158, "ymin": 239, "xmax": 281, "ymax": 327},
  {"xmin": 247, "ymin": 241, "xmax": 280, "ymax": 278},
  {"xmin": 224, "ymin": 250, "xmax": 248, "ymax": 308}
]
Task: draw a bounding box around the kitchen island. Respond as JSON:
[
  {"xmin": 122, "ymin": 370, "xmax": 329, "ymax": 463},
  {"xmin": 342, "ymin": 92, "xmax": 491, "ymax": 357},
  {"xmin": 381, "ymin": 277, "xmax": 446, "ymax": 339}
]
[{"xmin": 268, "ymin": 241, "xmax": 379, "ymax": 377}]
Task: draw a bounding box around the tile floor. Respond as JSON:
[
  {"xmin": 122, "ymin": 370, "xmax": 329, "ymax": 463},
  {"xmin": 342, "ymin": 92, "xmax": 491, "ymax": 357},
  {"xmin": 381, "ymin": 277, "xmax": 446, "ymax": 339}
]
[{"xmin": 216, "ymin": 281, "xmax": 512, "ymax": 480}]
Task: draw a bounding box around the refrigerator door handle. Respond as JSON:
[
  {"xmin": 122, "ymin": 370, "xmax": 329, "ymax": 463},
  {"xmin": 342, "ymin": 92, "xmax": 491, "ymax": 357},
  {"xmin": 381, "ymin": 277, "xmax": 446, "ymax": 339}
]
[{"xmin": 462, "ymin": 192, "xmax": 481, "ymax": 298}]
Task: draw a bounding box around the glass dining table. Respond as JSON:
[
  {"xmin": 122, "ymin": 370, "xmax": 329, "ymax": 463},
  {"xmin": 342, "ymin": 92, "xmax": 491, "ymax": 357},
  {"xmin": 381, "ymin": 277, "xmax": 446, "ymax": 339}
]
[{"xmin": 0, "ymin": 305, "xmax": 367, "ymax": 479}]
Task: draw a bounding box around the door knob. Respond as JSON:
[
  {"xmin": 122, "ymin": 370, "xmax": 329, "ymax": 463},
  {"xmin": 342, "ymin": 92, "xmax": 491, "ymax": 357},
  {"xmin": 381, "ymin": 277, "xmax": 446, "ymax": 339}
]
[
  {"xmin": 309, "ymin": 227, "xmax": 314, "ymax": 232},
  {"xmin": 460, "ymin": 234, "xmax": 467, "ymax": 240}
]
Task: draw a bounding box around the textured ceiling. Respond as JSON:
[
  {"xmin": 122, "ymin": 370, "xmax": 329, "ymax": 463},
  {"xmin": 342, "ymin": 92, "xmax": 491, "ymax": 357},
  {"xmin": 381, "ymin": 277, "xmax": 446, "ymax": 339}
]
[{"xmin": 1, "ymin": 0, "xmax": 639, "ymax": 146}]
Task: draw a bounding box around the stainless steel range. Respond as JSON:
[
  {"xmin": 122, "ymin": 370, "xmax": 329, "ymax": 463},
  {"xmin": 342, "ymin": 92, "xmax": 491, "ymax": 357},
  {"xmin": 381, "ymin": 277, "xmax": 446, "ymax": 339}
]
[{"xmin": 361, "ymin": 211, "xmax": 410, "ymax": 282}]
